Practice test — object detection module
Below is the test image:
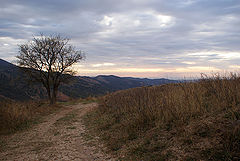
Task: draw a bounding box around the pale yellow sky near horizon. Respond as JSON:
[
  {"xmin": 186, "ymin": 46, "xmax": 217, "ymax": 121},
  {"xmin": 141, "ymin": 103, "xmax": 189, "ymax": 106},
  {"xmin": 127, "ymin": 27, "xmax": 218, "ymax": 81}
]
[{"xmin": 72, "ymin": 63, "xmax": 240, "ymax": 79}]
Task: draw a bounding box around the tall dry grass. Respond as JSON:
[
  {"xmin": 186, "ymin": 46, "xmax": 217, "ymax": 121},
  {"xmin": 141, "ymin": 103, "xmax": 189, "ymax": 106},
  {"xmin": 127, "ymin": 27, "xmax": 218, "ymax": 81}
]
[
  {"xmin": 0, "ymin": 101, "xmax": 60, "ymax": 134},
  {"xmin": 84, "ymin": 73, "xmax": 240, "ymax": 160},
  {"xmin": 101, "ymin": 73, "xmax": 240, "ymax": 124}
]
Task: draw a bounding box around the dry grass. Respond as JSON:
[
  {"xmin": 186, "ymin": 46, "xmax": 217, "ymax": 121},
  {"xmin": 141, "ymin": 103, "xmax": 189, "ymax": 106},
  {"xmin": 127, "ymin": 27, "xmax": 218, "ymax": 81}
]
[
  {"xmin": 84, "ymin": 73, "xmax": 240, "ymax": 160},
  {"xmin": 57, "ymin": 96, "xmax": 98, "ymax": 106},
  {"xmin": 0, "ymin": 96, "xmax": 97, "ymax": 134},
  {"xmin": 0, "ymin": 100, "xmax": 61, "ymax": 135}
]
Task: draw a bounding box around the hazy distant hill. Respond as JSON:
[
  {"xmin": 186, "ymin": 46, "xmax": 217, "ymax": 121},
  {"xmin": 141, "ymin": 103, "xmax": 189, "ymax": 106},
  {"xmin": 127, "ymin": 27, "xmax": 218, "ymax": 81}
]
[
  {"xmin": 124, "ymin": 77, "xmax": 178, "ymax": 86},
  {"xmin": 0, "ymin": 59, "xmax": 178, "ymax": 101},
  {"xmin": 58, "ymin": 75, "xmax": 144, "ymax": 99}
]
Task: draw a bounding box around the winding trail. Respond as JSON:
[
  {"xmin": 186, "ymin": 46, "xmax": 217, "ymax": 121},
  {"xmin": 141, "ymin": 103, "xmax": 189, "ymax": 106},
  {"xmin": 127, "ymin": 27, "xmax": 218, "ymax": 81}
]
[{"xmin": 0, "ymin": 103, "xmax": 113, "ymax": 161}]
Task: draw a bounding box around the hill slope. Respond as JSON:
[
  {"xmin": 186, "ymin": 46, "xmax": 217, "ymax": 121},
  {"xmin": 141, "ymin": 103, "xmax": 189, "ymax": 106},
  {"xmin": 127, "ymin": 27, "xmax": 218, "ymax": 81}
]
[
  {"xmin": 0, "ymin": 59, "xmax": 15, "ymax": 70},
  {"xmin": 84, "ymin": 75, "xmax": 240, "ymax": 160},
  {"xmin": 0, "ymin": 59, "xmax": 46, "ymax": 100},
  {"xmin": 0, "ymin": 59, "xmax": 178, "ymax": 101}
]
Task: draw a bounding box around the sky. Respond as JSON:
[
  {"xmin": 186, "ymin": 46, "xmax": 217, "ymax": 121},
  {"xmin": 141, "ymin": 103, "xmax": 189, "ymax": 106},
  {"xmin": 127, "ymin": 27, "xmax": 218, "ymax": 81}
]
[{"xmin": 0, "ymin": 0, "xmax": 240, "ymax": 78}]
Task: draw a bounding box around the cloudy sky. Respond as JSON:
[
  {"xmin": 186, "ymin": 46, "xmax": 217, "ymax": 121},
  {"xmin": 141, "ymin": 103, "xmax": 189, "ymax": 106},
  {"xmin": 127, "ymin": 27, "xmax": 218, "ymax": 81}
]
[{"xmin": 0, "ymin": 0, "xmax": 240, "ymax": 78}]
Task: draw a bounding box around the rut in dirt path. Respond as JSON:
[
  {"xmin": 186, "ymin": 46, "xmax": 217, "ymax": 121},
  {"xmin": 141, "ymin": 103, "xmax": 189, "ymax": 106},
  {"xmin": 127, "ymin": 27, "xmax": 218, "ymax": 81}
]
[{"xmin": 0, "ymin": 103, "xmax": 113, "ymax": 161}]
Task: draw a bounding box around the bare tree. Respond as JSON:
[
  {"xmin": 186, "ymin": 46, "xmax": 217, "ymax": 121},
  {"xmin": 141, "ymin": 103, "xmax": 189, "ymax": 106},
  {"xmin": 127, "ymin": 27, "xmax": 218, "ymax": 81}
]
[{"xmin": 17, "ymin": 34, "xmax": 84, "ymax": 104}]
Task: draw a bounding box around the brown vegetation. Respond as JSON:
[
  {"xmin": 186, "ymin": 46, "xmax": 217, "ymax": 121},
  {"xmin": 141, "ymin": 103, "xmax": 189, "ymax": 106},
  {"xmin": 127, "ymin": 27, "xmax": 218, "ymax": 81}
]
[
  {"xmin": 0, "ymin": 101, "xmax": 60, "ymax": 134},
  {"xmin": 84, "ymin": 73, "xmax": 240, "ymax": 160}
]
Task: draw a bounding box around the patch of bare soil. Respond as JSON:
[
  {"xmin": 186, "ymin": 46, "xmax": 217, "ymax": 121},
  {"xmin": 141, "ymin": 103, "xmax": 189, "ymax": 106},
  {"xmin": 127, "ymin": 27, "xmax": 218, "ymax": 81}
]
[{"xmin": 0, "ymin": 103, "xmax": 114, "ymax": 161}]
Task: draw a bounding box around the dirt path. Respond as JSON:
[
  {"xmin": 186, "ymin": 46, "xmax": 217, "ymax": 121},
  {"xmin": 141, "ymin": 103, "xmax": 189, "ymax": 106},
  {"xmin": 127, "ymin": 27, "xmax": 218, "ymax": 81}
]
[{"xmin": 0, "ymin": 103, "xmax": 114, "ymax": 161}]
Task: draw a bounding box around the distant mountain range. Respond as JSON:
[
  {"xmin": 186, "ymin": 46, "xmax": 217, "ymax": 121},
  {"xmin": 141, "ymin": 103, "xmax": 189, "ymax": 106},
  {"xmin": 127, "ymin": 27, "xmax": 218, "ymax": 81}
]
[{"xmin": 0, "ymin": 59, "xmax": 179, "ymax": 101}]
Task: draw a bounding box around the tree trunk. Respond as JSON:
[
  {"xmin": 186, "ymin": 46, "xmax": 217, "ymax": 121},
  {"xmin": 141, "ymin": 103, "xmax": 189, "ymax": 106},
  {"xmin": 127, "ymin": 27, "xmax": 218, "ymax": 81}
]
[
  {"xmin": 50, "ymin": 88, "xmax": 58, "ymax": 105},
  {"xmin": 50, "ymin": 98, "xmax": 54, "ymax": 105},
  {"xmin": 45, "ymin": 86, "xmax": 54, "ymax": 105},
  {"xmin": 43, "ymin": 76, "xmax": 60, "ymax": 105}
]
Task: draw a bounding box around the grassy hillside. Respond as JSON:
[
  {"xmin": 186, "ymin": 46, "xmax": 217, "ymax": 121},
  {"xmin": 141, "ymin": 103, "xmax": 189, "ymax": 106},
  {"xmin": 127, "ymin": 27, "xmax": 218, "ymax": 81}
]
[{"xmin": 84, "ymin": 73, "xmax": 240, "ymax": 160}]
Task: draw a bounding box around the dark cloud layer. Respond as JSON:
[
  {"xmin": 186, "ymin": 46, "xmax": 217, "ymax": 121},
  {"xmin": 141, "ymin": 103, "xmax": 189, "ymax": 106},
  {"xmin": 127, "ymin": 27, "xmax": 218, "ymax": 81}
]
[{"xmin": 0, "ymin": 0, "xmax": 240, "ymax": 78}]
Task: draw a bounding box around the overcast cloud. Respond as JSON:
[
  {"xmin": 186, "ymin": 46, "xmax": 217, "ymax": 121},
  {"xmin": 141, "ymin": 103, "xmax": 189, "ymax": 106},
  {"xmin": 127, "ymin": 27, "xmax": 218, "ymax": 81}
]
[{"xmin": 0, "ymin": 0, "xmax": 240, "ymax": 78}]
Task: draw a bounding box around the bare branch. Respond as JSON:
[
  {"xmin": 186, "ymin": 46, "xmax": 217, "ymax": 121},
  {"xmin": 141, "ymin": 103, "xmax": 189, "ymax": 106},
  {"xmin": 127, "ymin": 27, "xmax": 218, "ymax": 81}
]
[{"xmin": 16, "ymin": 34, "xmax": 85, "ymax": 104}]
